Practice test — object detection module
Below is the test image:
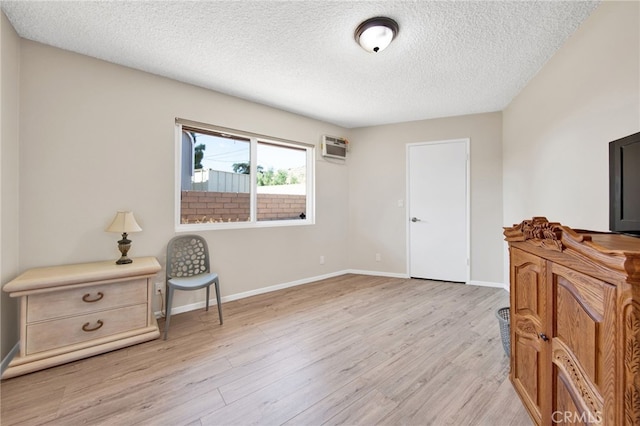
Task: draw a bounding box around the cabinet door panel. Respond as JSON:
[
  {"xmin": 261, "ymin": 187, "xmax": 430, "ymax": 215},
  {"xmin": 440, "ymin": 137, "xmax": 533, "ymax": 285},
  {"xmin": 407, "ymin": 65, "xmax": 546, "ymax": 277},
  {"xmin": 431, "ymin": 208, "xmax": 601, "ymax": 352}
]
[
  {"xmin": 556, "ymin": 279, "xmax": 598, "ymax": 379},
  {"xmin": 510, "ymin": 247, "xmax": 548, "ymax": 423},
  {"xmin": 552, "ymin": 263, "xmax": 616, "ymax": 425},
  {"xmin": 515, "ymin": 267, "xmax": 540, "ymax": 317},
  {"xmin": 555, "ymin": 371, "xmax": 589, "ymax": 426},
  {"xmin": 514, "ymin": 337, "xmax": 540, "ymax": 405}
]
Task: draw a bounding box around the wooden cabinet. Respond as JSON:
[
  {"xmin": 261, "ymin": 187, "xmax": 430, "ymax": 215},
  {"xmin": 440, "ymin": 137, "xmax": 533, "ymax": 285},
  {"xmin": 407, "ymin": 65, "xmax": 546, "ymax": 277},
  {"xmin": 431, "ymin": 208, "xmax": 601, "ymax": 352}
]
[
  {"xmin": 504, "ymin": 218, "xmax": 640, "ymax": 425},
  {"xmin": 2, "ymin": 257, "xmax": 161, "ymax": 379}
]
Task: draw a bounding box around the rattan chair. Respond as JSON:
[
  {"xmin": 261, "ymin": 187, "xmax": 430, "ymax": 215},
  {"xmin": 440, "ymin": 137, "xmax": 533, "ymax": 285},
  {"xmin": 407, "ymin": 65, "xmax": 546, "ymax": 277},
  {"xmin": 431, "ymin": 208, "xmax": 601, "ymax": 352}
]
[{"xmin": 164, "ymin": 234, "xmax": 223, "ymax": 339}]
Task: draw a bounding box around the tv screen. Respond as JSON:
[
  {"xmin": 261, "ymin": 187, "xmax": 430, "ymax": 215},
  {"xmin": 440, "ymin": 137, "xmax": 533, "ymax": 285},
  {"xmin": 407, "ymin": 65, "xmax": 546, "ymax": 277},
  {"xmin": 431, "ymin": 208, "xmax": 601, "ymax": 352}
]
[{"xmin": 610, "ymin": 131, "xmax": 640, "ymax": 235}]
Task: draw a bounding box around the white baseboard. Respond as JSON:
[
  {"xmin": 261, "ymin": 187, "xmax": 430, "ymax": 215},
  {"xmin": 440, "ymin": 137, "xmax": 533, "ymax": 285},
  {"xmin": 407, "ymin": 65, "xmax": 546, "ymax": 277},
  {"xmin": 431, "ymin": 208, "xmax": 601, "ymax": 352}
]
[
  {"xmin": 467, "ymin": 280, "xmax": 507, "ymax": 290},
  {"xmin": 346, "ymin": 269, "xmax": 410, "ymax": 279},
  {"xmin": 1, "ymin": 342, "xmax": 20, "ymax": 379},
  {"xmin": 222, "ymin": 270, "xmax": 352, "ymax": 303}
]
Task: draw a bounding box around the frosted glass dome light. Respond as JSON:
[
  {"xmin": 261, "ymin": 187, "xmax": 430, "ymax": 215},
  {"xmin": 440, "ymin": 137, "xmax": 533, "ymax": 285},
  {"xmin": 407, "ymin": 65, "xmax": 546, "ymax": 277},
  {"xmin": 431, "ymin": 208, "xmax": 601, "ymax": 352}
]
[{"xmin": 355, "ymin": 17, "xmax": 399, "ymax": 53}]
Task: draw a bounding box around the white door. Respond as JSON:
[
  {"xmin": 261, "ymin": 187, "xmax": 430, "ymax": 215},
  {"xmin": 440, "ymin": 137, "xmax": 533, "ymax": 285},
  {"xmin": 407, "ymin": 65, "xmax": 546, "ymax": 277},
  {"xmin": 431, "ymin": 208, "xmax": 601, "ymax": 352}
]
[{"xmin": 407, "ymin": 139, "xmax": 469, "ymax": 282}]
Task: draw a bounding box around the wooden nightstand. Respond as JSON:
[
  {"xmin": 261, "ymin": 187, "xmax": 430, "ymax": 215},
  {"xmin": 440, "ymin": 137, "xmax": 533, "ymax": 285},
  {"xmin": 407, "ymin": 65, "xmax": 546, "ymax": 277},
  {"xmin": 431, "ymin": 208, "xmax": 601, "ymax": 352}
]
[{"xmin": 2, "ymin": 257, "xmax": 161, "ymax": 379}]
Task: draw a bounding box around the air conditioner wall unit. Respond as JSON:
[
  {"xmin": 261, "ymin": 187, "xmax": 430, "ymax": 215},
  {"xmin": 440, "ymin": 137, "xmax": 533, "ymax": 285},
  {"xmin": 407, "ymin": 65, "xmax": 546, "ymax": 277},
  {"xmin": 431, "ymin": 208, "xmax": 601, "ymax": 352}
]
[{"xmin": 321, "ymin": 135, "xmax": 347, "ymax": 159}]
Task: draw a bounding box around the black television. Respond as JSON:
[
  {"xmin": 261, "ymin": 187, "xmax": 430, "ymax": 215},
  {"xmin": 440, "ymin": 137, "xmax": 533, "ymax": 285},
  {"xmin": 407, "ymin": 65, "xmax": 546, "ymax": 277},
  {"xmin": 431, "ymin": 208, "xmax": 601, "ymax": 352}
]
[{"xmin": 609, "ymin": 131, "xmax": 640, "ymax": 236}]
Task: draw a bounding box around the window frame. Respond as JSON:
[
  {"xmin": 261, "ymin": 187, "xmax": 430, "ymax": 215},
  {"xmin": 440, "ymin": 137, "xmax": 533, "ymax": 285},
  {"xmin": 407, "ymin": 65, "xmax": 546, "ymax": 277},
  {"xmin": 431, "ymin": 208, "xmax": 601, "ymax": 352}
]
[{"xmin": 174, "ymin": 119, "xmax": 315, "ymax": 232}]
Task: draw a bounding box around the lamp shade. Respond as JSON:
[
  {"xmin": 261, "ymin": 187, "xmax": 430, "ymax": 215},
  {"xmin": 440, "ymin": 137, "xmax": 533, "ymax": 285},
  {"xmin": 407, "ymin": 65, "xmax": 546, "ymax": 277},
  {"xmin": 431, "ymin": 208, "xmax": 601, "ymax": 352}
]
[
  {"xmin": 355, "ymin": 17, "xmax": 399, "ymax": 53},
  {"xmin": 106, "ymin": 211, "xmax": 142, "ymax": 233}
]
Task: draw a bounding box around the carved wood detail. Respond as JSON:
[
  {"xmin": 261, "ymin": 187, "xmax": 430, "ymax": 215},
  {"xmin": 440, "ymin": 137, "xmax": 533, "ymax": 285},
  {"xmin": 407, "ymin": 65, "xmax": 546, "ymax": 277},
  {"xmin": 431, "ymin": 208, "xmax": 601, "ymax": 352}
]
[
  {"xmin": 505, "ymin": 217, "xmax": 640, "ymax": 284},
  {"xmin": 624, "ymin": 301, "xmax": 640, "ymax": 426},
  {"xmin": 515, "ymin": 318, "xmax": 538, "ymax": 336},
  {"xmin": 504, "ymin": 216, "xmax": 564, "ymax": 251},
  {"xmin": 553, "ymin": 340, "xmax": 603, "ymax": 422}
]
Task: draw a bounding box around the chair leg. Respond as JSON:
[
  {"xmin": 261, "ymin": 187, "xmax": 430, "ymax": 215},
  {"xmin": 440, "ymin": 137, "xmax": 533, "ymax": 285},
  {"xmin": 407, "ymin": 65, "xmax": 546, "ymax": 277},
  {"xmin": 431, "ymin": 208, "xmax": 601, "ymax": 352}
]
[
  {"xmin": 164, "ymin": 286, "xmax": 174, "ymax": 340},
  {"xmin": 214, "ymin": 278, "xmax": 223, "ymax": 325},
  {"xmin": 205, "ymin": 285, "xmax": 210, "ymax": 312}
]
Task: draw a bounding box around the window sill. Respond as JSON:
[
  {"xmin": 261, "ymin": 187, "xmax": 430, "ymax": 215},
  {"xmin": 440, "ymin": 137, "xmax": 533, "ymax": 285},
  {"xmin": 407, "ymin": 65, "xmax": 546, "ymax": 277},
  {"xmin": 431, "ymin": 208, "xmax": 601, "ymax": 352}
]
[{"xmin": 175, "ymin": 218, "xmax": 315, "ymax": 232}]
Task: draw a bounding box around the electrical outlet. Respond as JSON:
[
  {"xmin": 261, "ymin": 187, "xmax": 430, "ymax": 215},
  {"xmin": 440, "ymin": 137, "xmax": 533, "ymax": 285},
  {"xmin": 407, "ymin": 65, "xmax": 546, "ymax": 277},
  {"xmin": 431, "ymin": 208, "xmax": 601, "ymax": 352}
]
[
  {"xmin": 375, "ymin": 253, "xmax": 381, "ymax": 262},
  {"xmin": 320, "ymin": 255, "xmax": 325, "ymax": 265},
  {"xmin": 154, "ymin": 282, "xmax": 163, "ymax": 294}
]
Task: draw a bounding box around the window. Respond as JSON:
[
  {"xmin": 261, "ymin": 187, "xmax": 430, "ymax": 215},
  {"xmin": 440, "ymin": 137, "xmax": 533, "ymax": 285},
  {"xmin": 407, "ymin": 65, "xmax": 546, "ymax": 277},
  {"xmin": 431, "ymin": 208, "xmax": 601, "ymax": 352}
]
[{"xmin": 175, "ymin": 119, "xmax": 315, "ymax": 230}]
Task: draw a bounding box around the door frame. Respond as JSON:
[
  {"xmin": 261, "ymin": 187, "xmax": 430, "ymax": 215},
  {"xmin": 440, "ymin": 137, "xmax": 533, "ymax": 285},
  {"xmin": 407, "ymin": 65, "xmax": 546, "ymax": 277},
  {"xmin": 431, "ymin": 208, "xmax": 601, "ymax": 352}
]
[{"xmin": 405, "ymin": 138, "xmax": 471, "ymax": 283}]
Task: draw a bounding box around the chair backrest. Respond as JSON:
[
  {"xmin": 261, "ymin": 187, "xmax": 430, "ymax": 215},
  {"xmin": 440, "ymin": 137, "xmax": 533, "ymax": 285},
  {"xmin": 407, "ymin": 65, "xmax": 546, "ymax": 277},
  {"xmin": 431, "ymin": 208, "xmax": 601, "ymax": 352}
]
[{"xmin": 166, "ymin": 234, "xmax": 210, "ymax": 279}]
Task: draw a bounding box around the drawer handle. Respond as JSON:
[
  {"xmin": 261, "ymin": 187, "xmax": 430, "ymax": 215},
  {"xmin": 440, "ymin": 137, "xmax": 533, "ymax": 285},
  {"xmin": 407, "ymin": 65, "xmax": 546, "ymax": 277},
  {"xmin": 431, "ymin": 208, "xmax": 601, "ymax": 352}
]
[
  {"xmin": 82, "ymin": 292, "xmax": 104, "ymax": 303},
  {"xmin": 82, "ymin": 320, "xmax": 104, "ymax": 332}
]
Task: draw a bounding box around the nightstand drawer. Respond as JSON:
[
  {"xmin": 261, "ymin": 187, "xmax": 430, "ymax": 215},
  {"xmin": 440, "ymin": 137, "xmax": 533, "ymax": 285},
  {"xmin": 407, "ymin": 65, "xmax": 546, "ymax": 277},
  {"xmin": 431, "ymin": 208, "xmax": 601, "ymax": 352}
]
[
  {"xmin": 27, "ymin": 279, "xmax": 147, "ymax": 323},
  {"xmin": 26, "ymin": 304, "xmax": 148, "ymax": 355}
]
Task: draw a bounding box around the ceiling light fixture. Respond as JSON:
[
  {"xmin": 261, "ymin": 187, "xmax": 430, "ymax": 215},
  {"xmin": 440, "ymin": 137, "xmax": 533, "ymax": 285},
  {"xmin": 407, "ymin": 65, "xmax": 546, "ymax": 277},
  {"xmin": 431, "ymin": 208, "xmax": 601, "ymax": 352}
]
[{"xmin": 354, "ymin": 17, "xmax": 399, "ymax": 53}]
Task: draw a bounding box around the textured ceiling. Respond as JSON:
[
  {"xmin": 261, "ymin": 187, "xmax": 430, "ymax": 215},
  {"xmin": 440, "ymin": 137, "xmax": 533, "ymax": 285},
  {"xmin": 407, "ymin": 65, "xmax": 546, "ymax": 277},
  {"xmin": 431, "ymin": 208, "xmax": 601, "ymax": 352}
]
[{"xmin": 2, "ymin": 1, "xmax": 600, "ymax": 128}]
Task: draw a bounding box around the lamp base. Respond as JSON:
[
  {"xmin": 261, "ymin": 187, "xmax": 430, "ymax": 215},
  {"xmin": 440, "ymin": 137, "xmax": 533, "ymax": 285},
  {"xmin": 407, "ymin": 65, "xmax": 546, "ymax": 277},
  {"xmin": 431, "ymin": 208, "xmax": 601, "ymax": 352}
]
[{"xmin": 115, "ymin": 232, "xmax": 134, "ymax": 265}]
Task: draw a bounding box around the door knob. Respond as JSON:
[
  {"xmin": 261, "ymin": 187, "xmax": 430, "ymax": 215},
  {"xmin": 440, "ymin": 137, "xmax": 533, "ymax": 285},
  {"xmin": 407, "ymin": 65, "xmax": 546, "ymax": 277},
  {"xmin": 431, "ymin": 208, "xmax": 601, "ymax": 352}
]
[{"xmin": 411, "ymin": 217, "xmax": 421, "ymax": 222}]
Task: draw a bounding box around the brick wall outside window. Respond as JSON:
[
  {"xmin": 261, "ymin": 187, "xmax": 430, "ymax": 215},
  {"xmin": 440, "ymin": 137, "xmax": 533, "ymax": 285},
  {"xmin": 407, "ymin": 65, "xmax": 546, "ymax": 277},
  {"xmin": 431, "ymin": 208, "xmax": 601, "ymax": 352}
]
[{"xmin": 181, "ymin": 191, "xmax": 306, "ymax": 223}]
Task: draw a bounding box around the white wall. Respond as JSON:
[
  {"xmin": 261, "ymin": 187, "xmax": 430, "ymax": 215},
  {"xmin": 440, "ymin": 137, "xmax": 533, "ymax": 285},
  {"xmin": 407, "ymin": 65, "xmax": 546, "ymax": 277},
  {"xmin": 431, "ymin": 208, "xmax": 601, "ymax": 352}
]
[
  {"xmin": 1, "ymin": 11, "xmax": 21, "ymax": 361},
  {"xmin": 348, "ymin": 112, "xmax": 504, "ymax": 284},
  {"xmin": 503, "ymin": 0, "xmax": 640, "ymax": 232},
  {"xmin": 18, "ymin": 40, "xmax": 350, "ymax": 311}
]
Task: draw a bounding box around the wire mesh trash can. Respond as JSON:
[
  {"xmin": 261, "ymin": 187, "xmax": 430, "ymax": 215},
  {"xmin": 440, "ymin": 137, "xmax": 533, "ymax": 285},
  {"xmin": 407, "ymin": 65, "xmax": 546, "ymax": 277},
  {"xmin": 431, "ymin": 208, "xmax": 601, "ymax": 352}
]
[{"xmin": 496, "ymin": 307, "xmax": 510, "ymax": 357}]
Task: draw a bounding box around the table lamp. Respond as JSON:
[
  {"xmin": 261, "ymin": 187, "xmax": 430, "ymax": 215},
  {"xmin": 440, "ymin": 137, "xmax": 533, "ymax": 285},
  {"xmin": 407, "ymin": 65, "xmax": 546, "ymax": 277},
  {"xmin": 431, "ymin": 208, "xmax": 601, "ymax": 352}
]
[{"xmin": 106, "ymin": 211, "xmax": 142, "ymax": 264}]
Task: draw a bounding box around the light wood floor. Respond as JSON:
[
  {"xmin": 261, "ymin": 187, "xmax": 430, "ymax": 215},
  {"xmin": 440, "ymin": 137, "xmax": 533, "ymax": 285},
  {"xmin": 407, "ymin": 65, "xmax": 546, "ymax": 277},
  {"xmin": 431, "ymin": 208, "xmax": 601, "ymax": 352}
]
[{"xmin": 1, "ymin": 274, "xmax": 531, "ymax": 425}]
